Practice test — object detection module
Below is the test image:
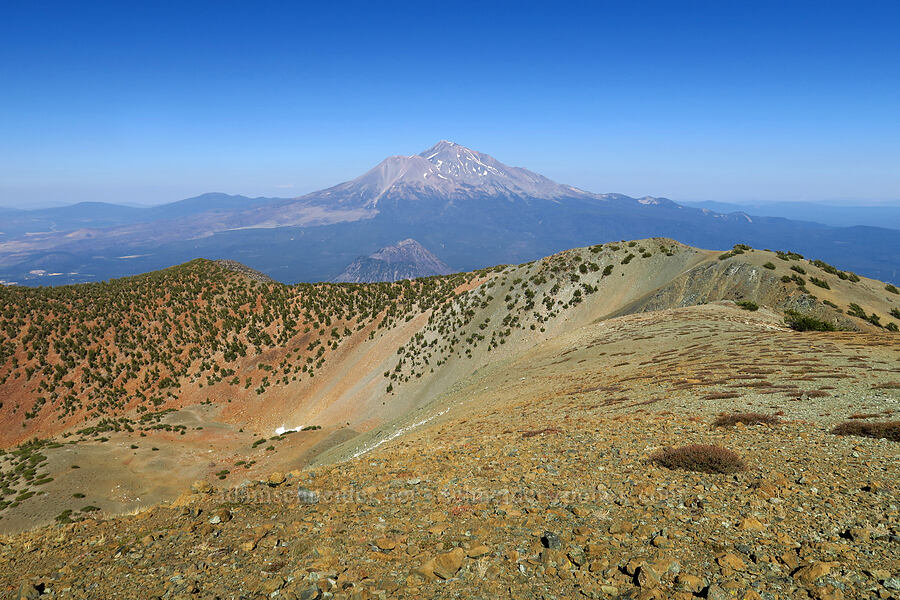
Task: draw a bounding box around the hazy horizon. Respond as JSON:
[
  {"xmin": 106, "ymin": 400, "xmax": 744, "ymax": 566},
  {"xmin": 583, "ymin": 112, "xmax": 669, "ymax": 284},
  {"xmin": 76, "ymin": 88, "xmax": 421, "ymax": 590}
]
[
  {"xmin": 2, "ymin": 2, "xmax": 899, "ymax": 210},
  {"xmin": 3, "ymin": 185, "xmax": 900, "ymax": 212}
]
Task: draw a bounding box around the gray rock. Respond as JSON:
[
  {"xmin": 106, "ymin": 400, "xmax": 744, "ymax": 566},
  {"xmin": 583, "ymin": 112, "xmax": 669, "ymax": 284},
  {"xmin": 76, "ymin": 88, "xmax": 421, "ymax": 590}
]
[
  {"xmin": 540, "ymin": 531, "xmax": 561, "ymax": 549},
  {"xmin": 297, "ymin": 486, "xmax": 319, "ymax": 504}
]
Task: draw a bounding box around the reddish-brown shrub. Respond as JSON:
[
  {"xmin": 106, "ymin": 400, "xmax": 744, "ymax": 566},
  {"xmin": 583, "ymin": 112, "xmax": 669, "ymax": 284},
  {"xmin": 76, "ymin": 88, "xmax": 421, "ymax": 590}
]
[
  {"xmin": 831, "ymin": 421, "xmax": 900, "ymax": 442},
  {"xmin": 650, "ymin": 444, "xmax": 746, "ymax": 474},
  {"xmin": 713, "ymin": 413, "xmax": 781, "ymax": 428},
  {"xmin": 703, "ymin": 392, "xmax": 742, "ymax": 400},
  {"xmin": 521, "ymin": 427, "xmax": 561, "ymax": 438},
  {"xmin": 872, "ymin": 382, "xmax": 900, "ymax": 390}
]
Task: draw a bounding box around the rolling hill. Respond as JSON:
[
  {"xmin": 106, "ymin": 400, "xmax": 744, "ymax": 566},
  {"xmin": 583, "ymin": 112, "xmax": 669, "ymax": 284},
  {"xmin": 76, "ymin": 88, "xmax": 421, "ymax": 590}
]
[{"xmin": 0, "ymin": 239, "xmax": 898, "ymax": 598}]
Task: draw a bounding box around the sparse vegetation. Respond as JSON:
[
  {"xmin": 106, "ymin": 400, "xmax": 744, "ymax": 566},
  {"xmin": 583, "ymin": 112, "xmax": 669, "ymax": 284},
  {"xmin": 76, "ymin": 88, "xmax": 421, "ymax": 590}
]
[
  {"xmin": 847, "ymin": 303, "xmax": 883, "ymax": 327},
  {"xmin": 719, "ymin": 244, "xmax": 751, "ymax": 260},
  {"xmin": 735, "ymin": 300, "xmax": 759, "ymax": 311},
  {"xmin": 0, "ymin": 259, "xmax": 481, "ymax": 428},
  {"xmin": 809, "ymin": 277, "xmax": 830, "ymax": 289}
]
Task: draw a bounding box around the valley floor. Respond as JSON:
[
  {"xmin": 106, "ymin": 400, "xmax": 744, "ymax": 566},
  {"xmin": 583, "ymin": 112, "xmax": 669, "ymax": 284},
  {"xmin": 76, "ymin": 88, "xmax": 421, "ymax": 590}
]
[{"xmin": 2, "ymin": 304, "xmax": 899, "ymax": 599}]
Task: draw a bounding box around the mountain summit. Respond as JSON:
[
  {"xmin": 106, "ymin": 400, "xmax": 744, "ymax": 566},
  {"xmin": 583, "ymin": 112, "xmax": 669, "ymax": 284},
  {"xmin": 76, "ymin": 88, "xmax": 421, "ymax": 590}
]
[
  {"xmin": 332, "ymin": 238, "xmax": 452, "ymax": 283},
  {"xmin": 1, "ymin": 140, "xmax": 898, "ymax": 286},
  {"xmin": 312, "ymin": 140, "xmax": 590, "ymax": 208}
]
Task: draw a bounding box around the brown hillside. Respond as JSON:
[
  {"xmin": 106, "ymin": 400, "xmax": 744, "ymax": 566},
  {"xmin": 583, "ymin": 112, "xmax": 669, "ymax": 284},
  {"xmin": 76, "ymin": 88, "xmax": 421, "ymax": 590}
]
[{"xmin": 0, "ymin": 239, "xmax": 898, "ymax": 541}]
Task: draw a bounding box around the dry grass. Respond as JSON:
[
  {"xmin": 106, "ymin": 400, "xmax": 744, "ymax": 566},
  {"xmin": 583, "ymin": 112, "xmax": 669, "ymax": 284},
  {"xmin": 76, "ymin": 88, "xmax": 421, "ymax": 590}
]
[
  {"xmin": 831, "ymin": 421, "xmax": 900, "ymax": 442},
  {"xmin": 650, "ymin": 444, "xmax": 746, "ymax": 474},
  {"xmin": 713, "ymin": 413, "xmax": 781, "ymax": 428}
]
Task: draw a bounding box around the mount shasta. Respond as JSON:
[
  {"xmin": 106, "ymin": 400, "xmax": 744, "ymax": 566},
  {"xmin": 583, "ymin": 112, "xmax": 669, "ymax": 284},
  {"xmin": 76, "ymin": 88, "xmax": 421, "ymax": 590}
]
[{"xmin": 0, "ymin": 140, "xmax": 897, "ymax": 285}]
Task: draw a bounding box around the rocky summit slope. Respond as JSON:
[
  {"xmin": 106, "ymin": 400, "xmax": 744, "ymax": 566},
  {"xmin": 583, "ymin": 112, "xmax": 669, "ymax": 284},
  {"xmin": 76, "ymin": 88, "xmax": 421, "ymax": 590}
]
[
  {"xmin": 332, "ymin": 239, "xmax": 452, "ymax": 283},
  {"xmin": 0, "ymin": 240, "xmax": 899, "ymax": 599}
]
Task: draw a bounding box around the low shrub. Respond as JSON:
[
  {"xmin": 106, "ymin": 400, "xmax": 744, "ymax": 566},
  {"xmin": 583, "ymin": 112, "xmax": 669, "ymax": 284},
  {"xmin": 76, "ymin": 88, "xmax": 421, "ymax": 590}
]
[
  {"xmin": 809, "ymin": 277, "xmax": 830, "ymax": 289},
  {"xmin": 522, "ymin": 427, "xmax": 562, "ymax": 438},
  {"xmin": 650, "ymin": 444, "xmax": 746, "ymax": 474},
  {"xmin": 735, "ymin": 300, "xmax": 759, "ymax": 311},
  {"xmin": 831, "ymin": 421, "xmax": 900, "ymax": 442},
  {"xmin": 872, "ymin": 382, "xmax": 899, "ymax": 389},
  {"xmin": 784, "ymin": 310, "xmax": 836, "ymax": 332},
  {"xmin": 703, "ymin": 392, "xmax": 742, "ymax": 400},
  {"xmin": 719, "ymin": 244, "xmax": 751, "ymax": 260},
  {"xmin": 714, "ymin": 413, "xmax": 780, "ymax": 428},
  {"xmin": 848, "ymin": 413, "xmax": 880, "ymax": 420},
  {"xmin": 762, "ymin": 262, "xmax": 776, "ymax": 270},
  {"xmin": 848, "ymin": 303, "xmax": 868, "ymax": 319},
  {"xmin": 886, "ymin": 283, "xmax": 899, "ymax": 295}
]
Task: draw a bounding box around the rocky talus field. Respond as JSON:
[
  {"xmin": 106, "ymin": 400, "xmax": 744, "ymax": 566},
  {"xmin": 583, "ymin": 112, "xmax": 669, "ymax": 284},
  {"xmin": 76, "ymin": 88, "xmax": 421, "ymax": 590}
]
[{"xmin": 0, "ymin": 240, "xmax": 898, "ymax": 599}]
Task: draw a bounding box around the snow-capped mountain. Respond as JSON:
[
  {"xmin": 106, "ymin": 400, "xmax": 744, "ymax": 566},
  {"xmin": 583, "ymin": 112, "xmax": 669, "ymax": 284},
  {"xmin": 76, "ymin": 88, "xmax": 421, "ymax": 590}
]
[
  {"xmin": 1, "ymin": 140, "xmax": 898, "ymax": 286},
  {"xmin": 309, "ymin": 140, "xmax": 594, "ymax": 208},
  {"xmin": 332, "ymin": 239, "xmax": 452, "ymax": 283}
]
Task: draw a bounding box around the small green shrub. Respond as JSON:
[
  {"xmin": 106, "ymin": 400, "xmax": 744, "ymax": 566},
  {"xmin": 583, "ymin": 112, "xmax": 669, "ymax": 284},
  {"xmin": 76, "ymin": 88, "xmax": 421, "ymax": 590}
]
[
  {"xmin": 719, "ymin": 244, "xmax": 750, "ymax": 260},
  {"xmin": 735, "ymin": 300, "xmax": 759, "ymax": 311},
  {"xmin": 784, "ymin": 310, "xmax": 836, "ymax": 332},
  {"xmin": 886, "ymin": 284, "xmax": 899, "ymax": 295},
  {"xmin": 848, "ymin": 303, "xmax": 868, "ymax": 319},
  {"xmin": 55, "ymin": 509, "xmax": 74, "ymax": 524},
  {"xmin": 809, "ymin": 277, "xmax": 830, "ymax": 289},
  {"xmin": 762, "ymin": 262, "xmax": 776, "ymax": 270}
]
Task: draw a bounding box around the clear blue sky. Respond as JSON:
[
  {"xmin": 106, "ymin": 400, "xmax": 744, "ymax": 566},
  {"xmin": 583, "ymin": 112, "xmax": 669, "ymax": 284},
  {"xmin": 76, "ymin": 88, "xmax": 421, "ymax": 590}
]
[{"xmin": 1, "ymin": 1, "xmax": 898, "ymax": 208}]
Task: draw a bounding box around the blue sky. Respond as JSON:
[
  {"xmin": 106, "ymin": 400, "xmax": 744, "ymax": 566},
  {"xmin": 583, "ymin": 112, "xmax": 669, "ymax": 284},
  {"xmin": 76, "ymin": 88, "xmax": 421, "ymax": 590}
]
[{"xmin": 1, "ymin": 1, "xmax": 898, "ymax": 208}]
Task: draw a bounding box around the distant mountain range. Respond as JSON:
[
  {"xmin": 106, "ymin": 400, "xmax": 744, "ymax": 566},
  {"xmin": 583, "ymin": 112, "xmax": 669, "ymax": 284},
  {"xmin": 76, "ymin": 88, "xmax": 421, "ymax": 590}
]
[
  {"xmin": 679, "ymin": 200, "xmax": 900, "ymax": 230},
  {"xmin": 0, "ymin": 140, "xmax": 898, "ymax": 285},
  {"xmin": 333, "ymin": 239, "xmax": 452, "ymax": 283}
]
